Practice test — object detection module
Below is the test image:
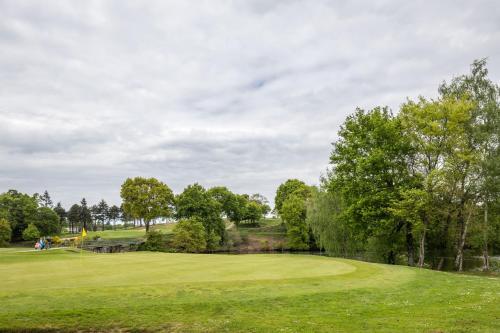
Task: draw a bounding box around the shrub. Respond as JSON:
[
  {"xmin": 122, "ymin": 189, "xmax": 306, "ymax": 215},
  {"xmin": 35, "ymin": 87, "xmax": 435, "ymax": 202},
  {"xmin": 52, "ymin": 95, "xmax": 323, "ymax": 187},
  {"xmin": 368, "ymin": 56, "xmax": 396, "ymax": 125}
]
[
  {"xmin": 172, "ymin": 218, "xmax": 206, "ymax": 252},
  {"xmin": 141, "ymin": 230, "xmax": 167, "ymax": 251},
  {"xmin": 0, "ymin": 218, "xmax": 11, "ymax": 247},
  {"xmin": 52, "ymin": 235, "xmax": 62, "ymax": 246},
  {"xmin": 206, "ymin": 229, "xmax": 221, "ymax": 252},
  {"xmin": 23, "ymin": 223, "xmax": 40, "ymax": 241},
  {"xmin": 260, "ymin": 240, "xmax": 271, "ymax": 252}
]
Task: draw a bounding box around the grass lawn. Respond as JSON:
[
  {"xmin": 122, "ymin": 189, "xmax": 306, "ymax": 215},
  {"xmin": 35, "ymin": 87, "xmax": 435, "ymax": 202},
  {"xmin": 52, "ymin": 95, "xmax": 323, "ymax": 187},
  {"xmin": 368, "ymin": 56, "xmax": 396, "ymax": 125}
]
[{"xmin": 0, "ymin": 249, "xmax": 499, "ymax": 332}]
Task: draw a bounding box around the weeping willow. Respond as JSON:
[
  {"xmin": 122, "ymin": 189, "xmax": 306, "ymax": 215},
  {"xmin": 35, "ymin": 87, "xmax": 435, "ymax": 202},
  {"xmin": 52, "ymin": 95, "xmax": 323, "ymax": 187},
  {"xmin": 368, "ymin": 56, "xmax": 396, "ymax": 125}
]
[{"xmin": 306, "ymin": 187, "xmax": 360, "ymax": 257}]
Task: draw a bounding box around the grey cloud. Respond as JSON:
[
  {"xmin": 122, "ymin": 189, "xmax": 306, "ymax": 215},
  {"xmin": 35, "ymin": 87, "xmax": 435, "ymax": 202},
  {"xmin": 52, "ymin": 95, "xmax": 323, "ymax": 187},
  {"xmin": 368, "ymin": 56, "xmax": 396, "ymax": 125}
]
[{"xmin": 0, "ymin": 0, "xmax": 499, "ymax": 207}]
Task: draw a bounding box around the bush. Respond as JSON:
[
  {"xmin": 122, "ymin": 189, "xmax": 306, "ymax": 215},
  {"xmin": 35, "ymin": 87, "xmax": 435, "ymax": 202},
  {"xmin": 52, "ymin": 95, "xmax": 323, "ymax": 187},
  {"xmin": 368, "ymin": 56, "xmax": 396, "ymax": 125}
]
[
  {"xmin": 172, "ymin": 218, "xmax": 206, "ymax": 252},
  {"xmin": 260, "ymin": 240, "xmax": 271, "ymax": 252},
  {"xmin": 141, "ymin": 230, "xmax": 167, "ymax": 251},
  {"xmin": 0, "ymin": 218, "xmax": 11, "ymax": 247},
  {"xmin": 206, "ymin": 229, "xmax": 221, "ymax": 252},
  {"xmin": 23, "ymin": 223, "xmax": 40, "ymax": 241},
  {"xmin": 52, "ymin": 235, "xmax": 62, "ymax": 246}
]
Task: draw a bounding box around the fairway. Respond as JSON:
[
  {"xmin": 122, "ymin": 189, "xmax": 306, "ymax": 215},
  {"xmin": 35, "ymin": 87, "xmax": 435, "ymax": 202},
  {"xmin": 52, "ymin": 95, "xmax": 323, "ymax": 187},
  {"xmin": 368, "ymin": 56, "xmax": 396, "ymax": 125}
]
[{"xmin": 1, "ymin": 250, "xmax": 499, "ymax": 332}]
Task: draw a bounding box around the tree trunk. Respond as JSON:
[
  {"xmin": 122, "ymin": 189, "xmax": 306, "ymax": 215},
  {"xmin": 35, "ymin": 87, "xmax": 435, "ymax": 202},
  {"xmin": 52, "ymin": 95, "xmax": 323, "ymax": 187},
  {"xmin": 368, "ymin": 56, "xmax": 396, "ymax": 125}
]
[
  {"xmin": 406, "ymin": 222, "xmax": 415, "ymax": 266},
  {"xmin": 418, "ymin": 228, "xmax": 426, "ymax": 268},
  {"xmin": 482, "ymin": 203, "xmax": 490, "ymax": 271},
  {"xmin": 145, "ymin": 220, "xmax": 150, "ymax": 232},
  {"xmin": 455, "ymin": 208, "xmax": 472, "ymax": 272}
]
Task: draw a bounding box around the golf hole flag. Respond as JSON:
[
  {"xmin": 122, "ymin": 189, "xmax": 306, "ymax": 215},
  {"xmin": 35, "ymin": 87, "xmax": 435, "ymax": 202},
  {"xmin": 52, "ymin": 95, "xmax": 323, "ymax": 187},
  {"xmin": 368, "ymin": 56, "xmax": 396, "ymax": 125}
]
[{"xmin": 81, "ymin": 228, "xmax": 87, "ymax": 238}]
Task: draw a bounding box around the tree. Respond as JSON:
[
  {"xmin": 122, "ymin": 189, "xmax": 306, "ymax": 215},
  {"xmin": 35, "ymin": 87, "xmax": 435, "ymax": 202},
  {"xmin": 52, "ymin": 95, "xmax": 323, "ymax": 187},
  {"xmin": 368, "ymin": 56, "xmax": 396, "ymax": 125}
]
[
  {"xmin": 274, "ymin": 179, "xmax": 310, "ymax": 216},
  {"xmin": 207, "ymin": 186, "xmax": 237, "ymax": 217},
  {"xmin": 67, "ymin": 204, "xmax": 81, "ymax": 233},
  {"xmin": 307, "ymin": 187, "xmax": 359, "ymax": 256},
  {"xmin": 79, "ymin": 198, "xmax": 93, "ymax": 232},
  {"xmin": 53, "ymin": 202, "xmax": 67, "ymax": 228},
  {"xmin": 120, "ymin": 177, "xmax": 174, "ymax": 232},
  {"xmin": 0, "ymin": 218, "xmax": 11, "ymax": 246},
  {"xmin": 244, "ymin": 201, "xmax": 263, "ymax": 223},
  {"xmin": 23, "ymin": 223, "xmax": 40, "ymax": 241},
  {"xmin": 0, "ymin": 190, "xmax": 38, "ymax": 241},
  {"xmin": 281, "ymin": 194, "xmax": 309, "ymax": 249},
  {"xmin": 107, "ymin": 205, "xmax": 121, "ymax": 230},
  {"xmin": 230, "ymin": 194, "xmax": 250, "ymax": 226},
  {"xmin": 176, "ymin": 183, "xmax": 225, "ymax": 242},
  {"xmin": 250, "ymin": 194, "xmax": 271, "ymax": 216},
  {"xmin": 439, "ymin": 59, "xmax": 500, "ymax": 271},
  {"xmin": 40, "ymin": 190, "xmax": 53, "ymax": 208},
  {"xmin": 92, "ymin": 199, "xmax": 109, "ymax": 231},
  {"xmin": 31, "ymin": 207, "xmax": 61, "ymax": 236},
  {"xmin": 327, "ymin": 107, "xmax": 416, "ymax": 264},
  {"xmin": 398, "ymin": 96, "xmax": 474, "ymax": 267},
  {"xmin": 172, "ymin": 217, "xmax": 207, "ymax": 252}
]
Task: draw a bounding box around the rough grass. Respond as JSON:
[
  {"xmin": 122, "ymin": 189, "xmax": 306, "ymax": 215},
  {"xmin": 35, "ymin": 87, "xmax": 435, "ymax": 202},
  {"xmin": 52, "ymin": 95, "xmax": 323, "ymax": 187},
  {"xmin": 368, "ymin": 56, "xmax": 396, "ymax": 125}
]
[{"xmin": 0, "ymin": 249, "xmax": 499, "ymax": 332}]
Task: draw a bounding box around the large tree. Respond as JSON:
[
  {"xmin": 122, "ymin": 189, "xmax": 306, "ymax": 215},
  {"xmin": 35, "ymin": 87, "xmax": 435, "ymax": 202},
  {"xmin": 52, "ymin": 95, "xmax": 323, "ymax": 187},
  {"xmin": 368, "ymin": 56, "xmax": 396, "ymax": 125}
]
[
  {"xmin": 31, "ymin": 206, "xmax": 61, "ymax": 236},
  {"xmin": 274, "ymin": 179, "xmax": 310, "ymax": 216},
  {"xmin": 67, "ymin": 204, "xmax": 81, "ymax": 233},
  {"xmin": 53, "ymin": 202, "xmax": 67, "ymax": 228},
  {"xmin": 120, "ymin": 177, "xmax": 174, "ymax": 232},
  {"xmin": 328, "ymin": 107, "xmax": 416, "ymax": 264},
  {"xmin": 438, "ymin": 59, "xmax": 500, "ymax": 271},
  {"xmin": 0, "ymin": 190, "xmax": 38, "ymax": 241},
  {"xmin": 175, "ymin": 183, "xmax": 225, "ymax": 242},
  {"xmin": 398, "ymin": 96, "xmax": 475, "ymax": 267},
  {"xmin": 79, "ymin": 198, "xmax": 93, "ymax": 232}
]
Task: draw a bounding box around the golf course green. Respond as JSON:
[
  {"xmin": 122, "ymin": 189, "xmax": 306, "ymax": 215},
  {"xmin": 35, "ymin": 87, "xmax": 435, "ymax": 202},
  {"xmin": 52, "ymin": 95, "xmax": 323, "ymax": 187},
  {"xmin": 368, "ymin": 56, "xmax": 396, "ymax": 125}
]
[{"xmin": 1, "ymin": 248, "xmax": 499, "ymax": 332}]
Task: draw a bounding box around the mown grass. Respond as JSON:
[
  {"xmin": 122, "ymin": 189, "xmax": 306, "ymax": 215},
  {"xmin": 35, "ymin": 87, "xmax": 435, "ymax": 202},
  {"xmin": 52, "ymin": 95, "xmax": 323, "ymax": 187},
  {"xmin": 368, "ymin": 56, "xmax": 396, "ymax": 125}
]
[{"xmin": 0, "ymin": 249, "xmax": 499, "ymax": 332}]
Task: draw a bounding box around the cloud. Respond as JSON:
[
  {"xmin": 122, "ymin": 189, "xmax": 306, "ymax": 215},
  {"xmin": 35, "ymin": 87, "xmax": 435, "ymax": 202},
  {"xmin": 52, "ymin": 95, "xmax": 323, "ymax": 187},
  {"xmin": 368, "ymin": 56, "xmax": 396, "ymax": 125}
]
[{"xmin": 0, "ymin": 0, "xmax": 499, "ymax": 207}]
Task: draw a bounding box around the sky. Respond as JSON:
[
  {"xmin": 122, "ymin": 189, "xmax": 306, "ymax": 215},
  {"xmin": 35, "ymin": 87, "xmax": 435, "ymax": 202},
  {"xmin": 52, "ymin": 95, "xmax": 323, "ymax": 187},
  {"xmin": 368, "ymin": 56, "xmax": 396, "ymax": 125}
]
[{"xmin": 1, "ymin": 0, "xmax": 500, "ymax": 208}]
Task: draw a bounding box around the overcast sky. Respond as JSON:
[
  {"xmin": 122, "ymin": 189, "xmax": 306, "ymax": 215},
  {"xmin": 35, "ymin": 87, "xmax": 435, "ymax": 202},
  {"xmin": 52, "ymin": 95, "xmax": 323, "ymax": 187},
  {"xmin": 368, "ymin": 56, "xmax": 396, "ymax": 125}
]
[{"xmin": 1, "ymin": 1, "xmax": 499, "ymax": 208}]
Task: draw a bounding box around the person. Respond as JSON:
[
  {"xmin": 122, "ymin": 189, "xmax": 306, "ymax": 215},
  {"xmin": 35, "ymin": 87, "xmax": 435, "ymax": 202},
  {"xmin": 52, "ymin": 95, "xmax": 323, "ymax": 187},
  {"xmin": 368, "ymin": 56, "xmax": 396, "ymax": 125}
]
[
  {"xmin": 40, "ymin": 238, "xmax": 45, "ymax": 250},
  {"xmin": 35, "ymin": 242, "xmax": 40, "ymax": 250}
]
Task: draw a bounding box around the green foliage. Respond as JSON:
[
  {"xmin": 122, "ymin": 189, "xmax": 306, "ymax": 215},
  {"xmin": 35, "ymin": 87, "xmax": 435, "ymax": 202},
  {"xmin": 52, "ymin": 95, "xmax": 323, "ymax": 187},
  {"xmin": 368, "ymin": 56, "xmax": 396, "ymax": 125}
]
[
  {"xmin": 274, "ymin": 179, "xmax": 310, "ymax": 216},
  {"xmin": 281, "ymin": 194, "xmax": 309, "ymax": 250},
  {"xmin": 141, "ymin": 230, "xmax": 168, "ymax": 252},
  {"xmin": 307, "ymin": 187, "xmax": 359, "ymax": 256},
  {"xmin": 0, "ymin": 218, "xmax": 11, "ymax": 246},
  {"xmin": 206, "ymin": 229, "xmax": 221, "ymax": 252},
  {"xmin": 32, "ymin": 207, "xmax": 61, "ymax": 236},
  {"xmin": 328, "ymin": 107, "xmax": 416, "ymax": 263},
  {"xmin": 243, "ymin": 201, "xmax": 263, "ymax": 223},
  {"xmin": 0, "ymin": 190, "xmax": 38, "ymax": 241},
  {"xmin": 172, "ymin": 218, "xmax": 207, "ymax": 252},
  {"xmin": 176, "ymin": 183, "xmax": 225, "ymax": 242},
  {"xmin": 120, "ymin": 177, "xmax": 174, "ymax": 232},
  {"xmin": 22, "ymin": 223, "xmax": 40, "ymax": 241},
  {"xmin": 67, "ymin": 203, "xmax": 81, "ymax": 232},
  {"xmin": 53, "ymin": 202, "xmax": 66, "ymax": 225}
]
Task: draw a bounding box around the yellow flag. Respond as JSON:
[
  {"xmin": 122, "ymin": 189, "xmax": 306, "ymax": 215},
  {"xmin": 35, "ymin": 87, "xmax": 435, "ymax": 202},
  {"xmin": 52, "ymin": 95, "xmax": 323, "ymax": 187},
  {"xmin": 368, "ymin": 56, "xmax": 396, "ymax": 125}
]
[{"xmin": 81, "ymin": 228, "xmax": 87, "ymax": 238}]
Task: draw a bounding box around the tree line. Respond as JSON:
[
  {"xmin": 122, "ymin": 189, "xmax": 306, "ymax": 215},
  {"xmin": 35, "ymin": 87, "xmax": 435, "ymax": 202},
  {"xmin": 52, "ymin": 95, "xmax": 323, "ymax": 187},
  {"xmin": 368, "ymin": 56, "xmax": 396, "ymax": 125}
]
[
  {"xmin": 120, "ymin": 178, "xmax": 270, "ymax": 251},
  {"xmin": 0, "ymin": 181, "xmax": 270, "ymax": 250},
  {"xmin": 285, "ymin": 59, "xmax": 499, "ymax": 271}
]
